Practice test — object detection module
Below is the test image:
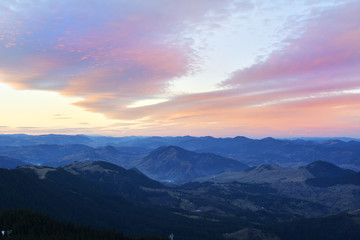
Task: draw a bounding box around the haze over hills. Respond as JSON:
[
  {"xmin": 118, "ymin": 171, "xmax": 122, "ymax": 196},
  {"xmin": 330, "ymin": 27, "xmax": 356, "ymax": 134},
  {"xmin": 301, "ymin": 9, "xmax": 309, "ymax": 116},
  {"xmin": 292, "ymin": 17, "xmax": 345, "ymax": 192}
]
[
  {"xmin": 0, "ymin": 134, "xmax": 94, "ymax": 147},
  {"xmin": 1, "ymin": 134, "xmax": 360, "ymax": 171},
  {"xmin": 0, "ymin": 155, "xmax": 27, "ymax": 169},
  {"xmin": 0, "ymin": 144, "xmax": 93, "ymax": 166},
  {"xmin": 50, "ymin": 145, "xmax": 147, "ymax": 168}
]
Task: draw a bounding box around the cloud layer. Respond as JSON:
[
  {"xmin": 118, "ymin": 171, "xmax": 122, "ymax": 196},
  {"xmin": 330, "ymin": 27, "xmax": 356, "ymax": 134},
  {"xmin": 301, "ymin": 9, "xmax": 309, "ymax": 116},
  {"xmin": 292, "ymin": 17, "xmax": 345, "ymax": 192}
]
[{"xmin": 0, "ymin": 0, "xmax": 359, "ymax": 137}]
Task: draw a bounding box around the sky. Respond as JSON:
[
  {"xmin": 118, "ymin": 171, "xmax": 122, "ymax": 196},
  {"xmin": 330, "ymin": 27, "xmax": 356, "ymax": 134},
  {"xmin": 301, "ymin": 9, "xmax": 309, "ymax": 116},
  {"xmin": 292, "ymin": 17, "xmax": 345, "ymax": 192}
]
[{"xmin": 0, "ymin": 0, "xmax": 359, "ymax": 138}]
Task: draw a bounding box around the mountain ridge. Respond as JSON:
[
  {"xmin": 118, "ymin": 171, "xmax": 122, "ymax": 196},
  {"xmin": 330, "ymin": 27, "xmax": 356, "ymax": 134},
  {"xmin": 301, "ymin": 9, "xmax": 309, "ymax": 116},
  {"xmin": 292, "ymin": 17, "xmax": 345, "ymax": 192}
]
[
  {"xmin": 197, "ymin": 161, "xmax": 356, "ymax": 184},
  {"xmin": 137, "ymin": 146, "xmax": 248, "ymax": 182}
]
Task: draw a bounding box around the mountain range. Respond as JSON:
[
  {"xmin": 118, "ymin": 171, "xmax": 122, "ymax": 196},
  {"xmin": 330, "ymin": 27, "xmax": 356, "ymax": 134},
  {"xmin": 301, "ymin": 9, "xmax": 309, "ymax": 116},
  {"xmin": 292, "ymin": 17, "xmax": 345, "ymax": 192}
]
[
  {"xmin": 198, "ymin": 160, "xmax": 360, "ymax": 212},
  {"xmin": 198, "ymin": 160, "xmax": 356, "ymax": 184},
  {"xmin": 1, "ymin": 134, "xmax": 360, "ymax": 171},
  {"xmin": 0, "ymin": 144, "xmax": 248, "ymax": 183}
]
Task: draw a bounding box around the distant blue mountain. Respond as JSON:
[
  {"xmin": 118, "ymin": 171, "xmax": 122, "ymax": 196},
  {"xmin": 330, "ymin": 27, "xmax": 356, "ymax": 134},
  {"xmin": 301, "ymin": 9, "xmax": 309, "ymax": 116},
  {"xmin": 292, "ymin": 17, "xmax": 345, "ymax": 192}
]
[
  {"xmin": 0, "ymin": 134, "xmax": 93, "ymax": 146},
  {"xmin": 1, "ymin": 134, "xmax": 360, "ymax": 171},
  {"xmin": 137, "ymin": 146, "xmax": 248, "ymax": 182}
]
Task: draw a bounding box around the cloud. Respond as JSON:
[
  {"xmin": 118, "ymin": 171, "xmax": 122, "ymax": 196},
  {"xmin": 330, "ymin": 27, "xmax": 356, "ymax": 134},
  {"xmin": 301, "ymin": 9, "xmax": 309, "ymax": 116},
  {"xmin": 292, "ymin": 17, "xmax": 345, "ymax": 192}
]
[
  {"xmin": 75, "ymin": 0, "xmax": 359, "ymax": 137},
  {"xmin": 223, "ymin": 1, "xmax": 360, "ymax": 93},
  {"xmin": 137, "ymin": 0, "xmax": 358, "ymax": 136},
  {"xmin": 1, "ymin": 0, "xmax": 359, "ymax": 137},
  {"xmin": 72, "ymin": 83, "xmax": 360, "ymax": 137},
  {"xmin": 0, "ymin": 0, "xmax": 234, "ymax": 98}
]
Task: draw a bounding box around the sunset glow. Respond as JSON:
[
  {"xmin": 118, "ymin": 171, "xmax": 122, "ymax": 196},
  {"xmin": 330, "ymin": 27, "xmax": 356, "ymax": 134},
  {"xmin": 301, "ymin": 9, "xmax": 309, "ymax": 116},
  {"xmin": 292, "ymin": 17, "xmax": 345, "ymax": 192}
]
[{"xmin": 0, "ymin": 0, "xmax": 359, "ymax": 137}]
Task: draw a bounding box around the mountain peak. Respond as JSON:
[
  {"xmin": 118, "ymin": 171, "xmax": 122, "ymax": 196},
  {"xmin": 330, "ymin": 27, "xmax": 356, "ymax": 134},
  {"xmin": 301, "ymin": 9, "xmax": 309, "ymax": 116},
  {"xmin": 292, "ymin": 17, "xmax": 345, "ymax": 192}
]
[
  {"xmin": 155, "ymin": 145, "xmax": 185, "ymax": 152},
  {"xmin": 139, "ymin": 146, "xmax": 248, "ymax": 182},
  {"xmin": 261, "ymin": 137, "xmax": 276, "ymax": 141},
  {"xmin": 234, "ymin": 136, "xmax": 251, "ymax": 141},
  {"xmin": 304, "ymin": 161, "xmax": 354, "ymax": 178},
  {"xmin": 147, "ymin": 146, "xmax": 191, "ymax": 160}
]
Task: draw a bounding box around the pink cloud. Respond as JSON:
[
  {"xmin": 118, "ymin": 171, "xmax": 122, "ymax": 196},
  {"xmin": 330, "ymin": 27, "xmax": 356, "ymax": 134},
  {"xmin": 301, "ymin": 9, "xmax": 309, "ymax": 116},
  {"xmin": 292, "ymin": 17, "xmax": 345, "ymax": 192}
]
[
  {"xmin": 0, "ymin": 0, "xmax": 233, "ymax": 95},
  {"xmin": 1, "ymin": 0, "xmax": 359, "ymax": 137},
  {"xmin": 74, "ymin": 0, "xmax": 360, "ymax": 137},
  {"xmin": 73, "ymin": 84, "xmax": 360, "ymax": 136},
  {"xmin": 223, "ymin": 1, "xmax": 360, "ymax": 94}
]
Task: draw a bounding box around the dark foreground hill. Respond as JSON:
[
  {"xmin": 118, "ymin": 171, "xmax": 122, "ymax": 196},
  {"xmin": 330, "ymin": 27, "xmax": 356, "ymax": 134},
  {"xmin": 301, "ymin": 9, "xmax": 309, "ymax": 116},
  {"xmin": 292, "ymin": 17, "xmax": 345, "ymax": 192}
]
[
  {"xmin": 2, "ymin": 160, "xmax": 352, "ymax": 239},
  {"xmin": 0, "ymin": 209, "xmax": 165, "ymax": 240},
  {"xmin": 266, "ymin": 210, "xmax": 360, "ymax": 240},
  {"xmin": 0, "ymin": 162, "xmax": 258, "ymax": 239},
  {"xmin": 1, "ymin": 200, "xmax": 359, "ymax": 240},
  {"xmin": 62, "ymin": 161, "xmax": 164, "ymax": 202},
  {"xmin": 224, "ymin": 210, "xmax": 360, "ymax": 240},
  {"xmin": 0, "ymin": 164, "xmax": 205, "ymax": 239}
]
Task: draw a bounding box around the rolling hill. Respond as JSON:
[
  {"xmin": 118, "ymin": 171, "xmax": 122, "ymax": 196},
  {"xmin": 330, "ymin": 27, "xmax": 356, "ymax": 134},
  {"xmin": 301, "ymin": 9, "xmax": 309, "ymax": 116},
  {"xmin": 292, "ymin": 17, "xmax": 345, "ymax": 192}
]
[{"xmin": 199, "ymin": 161, "xmax": 356, "ymax": 184}]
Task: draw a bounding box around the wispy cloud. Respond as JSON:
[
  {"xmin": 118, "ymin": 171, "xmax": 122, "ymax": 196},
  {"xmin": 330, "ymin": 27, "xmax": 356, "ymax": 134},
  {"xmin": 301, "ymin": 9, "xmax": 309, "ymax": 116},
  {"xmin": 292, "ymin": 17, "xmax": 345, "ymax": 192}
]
[{"xmin": 223, "ymin": 1, "xmax": 360, "ymax": 95}]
